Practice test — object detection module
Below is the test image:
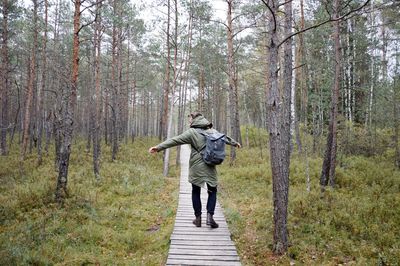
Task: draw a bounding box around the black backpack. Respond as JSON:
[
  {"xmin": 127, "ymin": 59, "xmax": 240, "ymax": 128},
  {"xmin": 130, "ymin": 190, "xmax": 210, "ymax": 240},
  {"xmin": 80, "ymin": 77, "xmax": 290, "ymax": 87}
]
[{"xmin": 195, "ymin": 128, "xmax": 226, "ymax": 166}]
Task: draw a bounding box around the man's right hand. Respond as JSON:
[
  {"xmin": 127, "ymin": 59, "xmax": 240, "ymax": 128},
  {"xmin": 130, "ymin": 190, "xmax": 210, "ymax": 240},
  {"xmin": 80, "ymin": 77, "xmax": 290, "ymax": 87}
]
[{"xmin": 149, "ymin": 147, "xmax": 158, "ymax": 154}]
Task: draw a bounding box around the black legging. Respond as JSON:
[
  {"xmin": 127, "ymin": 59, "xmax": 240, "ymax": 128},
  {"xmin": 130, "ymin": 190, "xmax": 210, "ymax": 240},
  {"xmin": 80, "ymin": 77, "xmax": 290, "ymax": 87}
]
[{"xmin": 192, "ymin": 183, "xmax": 217, "ymax": 217}]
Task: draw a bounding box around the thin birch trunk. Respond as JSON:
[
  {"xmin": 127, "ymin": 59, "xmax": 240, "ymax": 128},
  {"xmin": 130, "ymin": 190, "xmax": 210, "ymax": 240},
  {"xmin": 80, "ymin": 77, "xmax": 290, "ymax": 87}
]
[
  {"xmin": 21, "ymin": 0, "xmax": 38, "ymax": 161},
  {"xmin": 176, "ymin": 1, "xmax": 192, "ymax": 166},
  {"xmin": 365, "ymin": 0, "xmax": 374, "ymax": 130},
  {"xmin": 394, "ymin": 47, "xmax": 400, "ymax": 169},
  {"xmin": 226, "ymin": 0, "xmax": 239, "ymax": 162},
  {"xmin": 37, "ymin": 0, "xmax": 48, "ymax": 165},
  {"xmin": 164, "ymin": 0, "xmax": 177, "ymax": 177},
  {"xmin": 162, "ymin": 0, "xmax": 171, "ymax": 176}
]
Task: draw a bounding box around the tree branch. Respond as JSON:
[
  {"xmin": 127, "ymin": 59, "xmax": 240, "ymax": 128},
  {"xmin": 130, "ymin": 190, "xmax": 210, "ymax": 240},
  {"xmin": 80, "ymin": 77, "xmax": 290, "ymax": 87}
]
[
  {"xmin": 193, "ymin": 16, "xmax": 228, "ymax": 28},
  {"xmin": 278, "ymin": 0, "xmax": 370, "ymax": 48},
  {"xmin": 80, "ymin": 0, "xmax": 105, "ymax": 15},
  {"xmin": 261, "ymin": 0, "xmax": 276, "ymax": 32},
  {"xmin": 277, "ymin": 0, "xmax": 294, "ymax": 8},
  {"xmin": 232, "ymin": 22, "xmax": 257, "ymax": 38},
  {"xmin": 79, "ymin": 19, "xmax": 96, "ymax": 33}
]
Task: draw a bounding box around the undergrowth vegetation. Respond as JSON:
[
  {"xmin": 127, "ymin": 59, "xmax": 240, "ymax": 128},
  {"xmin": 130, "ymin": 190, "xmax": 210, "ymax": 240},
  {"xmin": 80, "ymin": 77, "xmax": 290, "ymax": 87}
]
[
  {"xmin": 1, "ymin": 126, "xmax": 399, "ymax": 265},
  {"xmin": 219, "ymin": 127, "xmax": 400, "ymax": 265},
  {"xmin": 0, "ymin": 138, "xmax": 179, "ymax": 265}
]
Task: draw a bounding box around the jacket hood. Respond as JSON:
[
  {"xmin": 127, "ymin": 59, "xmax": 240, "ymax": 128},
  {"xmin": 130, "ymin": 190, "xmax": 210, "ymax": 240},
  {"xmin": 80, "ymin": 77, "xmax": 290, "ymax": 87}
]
[{"xmin": 190, "ymin": 115, "xmax": 213, "ymax": 129}]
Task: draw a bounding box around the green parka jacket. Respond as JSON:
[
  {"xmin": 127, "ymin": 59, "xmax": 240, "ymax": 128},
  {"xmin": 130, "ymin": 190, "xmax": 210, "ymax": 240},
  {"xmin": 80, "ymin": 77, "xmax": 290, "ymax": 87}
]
[{"xmin": 155, "ymin": 115, "xmax": 239, "ymax": 187}]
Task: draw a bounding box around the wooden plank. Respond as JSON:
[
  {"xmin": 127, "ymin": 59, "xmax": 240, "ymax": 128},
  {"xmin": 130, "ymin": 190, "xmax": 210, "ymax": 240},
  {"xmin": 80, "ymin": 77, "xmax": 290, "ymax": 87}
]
[
  {"xmin": 170, "ymin": 240, "xmax": 236, "ymax": 246},
  {"xmin": 171, "ymin": 232, "xmax": 230, "ymax": 237},
  {"xmin": 173, "ymin": 228, "xmax": 230, "ymax": 233},
  {"xmin": 173, "ymin": 224, "xmax": 229, "ymax": 229},
  {"xmin": 168, "ymin": 254, "xmax": 240, "ymax": 261},
  {"xmin": 166, "ymin": 259, "xmax": 241, "ymax": 266},
  {"xmin": 169, "ymin": 249, "xmax": 238, "ymax": 256},
  {"xmin": 170, "ymin": 235, "xmax": 232, "ymax": 241},
  {"xmin": 168, "ymin": 245, "xmax": 237, "ymax": 250}
]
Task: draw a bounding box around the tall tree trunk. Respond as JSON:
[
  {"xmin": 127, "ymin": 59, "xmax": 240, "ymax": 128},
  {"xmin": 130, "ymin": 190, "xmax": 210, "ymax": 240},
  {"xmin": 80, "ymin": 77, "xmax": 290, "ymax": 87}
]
[
  {"xmin": 264, "ymin": 0, "xmax": 291, "ymax": 255},
  {"xmin": 37, "ymin": 0, "xmax": 48, "ymax": 165},
  {"xmin": 111, "ymin": 0, "xmax": 119, "ymax": 161},
  {"xmin": 93, "ymin": 0, "xmax": 102, "ymax": 180},
  {"xmin": 0, "ymin": 0, "xmax": 10, "ymax": 155},
  {"xmin": 176, "ymin": 0, "xmax": 192, "ymax": 166},
  {"xmin": 226, "ymin": 0, "xmax": 240, "ymax": 162},
  {"xmin": 321, "ymin": 0, "xmax": 341, "ymax": 189},
  {"xmin": 160, "ymin": 0, "xmax": 171, "ymax": 141},
  {"xmin": 394, "ymin": 48, "xmax": 400, "ymax": 170},
  {"xmin": 164, "ymin": 0, "xmax": 177, "ymax": 177},
  {"xmin": 283, "ymin": 0, "xmax": 293, "ymax": 174},
  {"xmin": 52, "ymin": 0, "xmax": 62, "ymax": 169},
  {"xmin": 56, "ymin": 0, "xmax": 81, "ymax": 203},
  {"xmin": 20, "ymin": 0, "xmax": 39, "ymax": 161},
  {"xmin": 162, "ymin": 0, "xmax": 171, "ymax": 176},
  {"xmin": 394, "ymin": 77, "xmax": 400, "ymax": 170},
  {"xmin": 198, "ymin": 68, "xmax": 205, "ymax": 111},
  {"xmin": 365, "ymin": 0, "xmax": 374, "ymax": 130},
  {"xmin": 293, "ymin": 30, "xmax": 302, "ymax": 154},
  {"xmin": 295, "ymin": 0, "xmax": 310, "ymax": 191}
]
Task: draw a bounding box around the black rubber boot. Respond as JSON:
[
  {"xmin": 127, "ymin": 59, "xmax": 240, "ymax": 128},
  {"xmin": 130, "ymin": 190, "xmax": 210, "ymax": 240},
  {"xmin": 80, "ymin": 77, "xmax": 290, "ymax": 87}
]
[
  {"xmin": 206, "ymin": 213, "xmax": 219, "ymax": 228},
  {"xmin": 192, "ymin": 215, "xmax": 201, "ymax": 227}
]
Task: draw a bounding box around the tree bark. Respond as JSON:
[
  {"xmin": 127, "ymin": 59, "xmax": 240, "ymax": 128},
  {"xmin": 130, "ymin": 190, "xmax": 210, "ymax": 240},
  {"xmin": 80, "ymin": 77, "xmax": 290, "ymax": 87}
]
[
  {"xmin": 394, "ymin": 48, "xmax": 400, "ymax": 170},
  {"xmin": 164, "ymin": 0, "xmax": 178, "ymax": 177},
  {"xmin": 55, "ymin": 0, "xmax": 81, "ymax": 203},
  {"xmin": 162, "ymin": 0, "xmax": 171, "ymax": 176},
  {"xmin": 37, "ymin": 0, "xmax": 48, "ymax": 165},
  {"xmin": 160, "ymin": 0, "xmax": 171, "ymax": 141},
  {"xmin": 226, "ymin": 0, "xmax": 240, "ymax": 162},
  {"xmin": 264, "ymin": 0, "xmax": 291, "ymax": 255},
  {"xmin": 0, "ymin": 0, "xmax": 10, "ymax": 155},
  {"xmin": 92, "ymin": 0, "xmax": 103, "ymax": 180},
  {"xmin": 20, "ymin": 0, "xmax": 39, "ymax": 161},
  {"xmin": 283, "ymin": 0, "xmax": 293, "ymax": 173},
  {"xmin": 293, "ymin": 0, "xmax": 305, "ymax": 154},
  {"xmin": 111, "ymin": 0, "xmax": 119, "ymax": 161},
  {"xmin": 321, "ymin": 0, "xmax": 341, "ymax": 189},
  {"xmin": 365, "ymin": 0, "xmax": 374, "ymax": 130},
  {"xmin": 395, "ymin": 78, "xmax": 400, "ymax": 170}
]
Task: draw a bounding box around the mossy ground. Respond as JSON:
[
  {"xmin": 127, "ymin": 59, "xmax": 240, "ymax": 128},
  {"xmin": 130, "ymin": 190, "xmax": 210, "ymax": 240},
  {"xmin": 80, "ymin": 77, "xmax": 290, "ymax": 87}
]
[
  {"xmin": 1, "ymin": 131, "xmax": 399, "ymax": 265},
  {"xmin": 219, "ymin": 130, "xmax": 400, "ymax": 265},
  {"xmin": 0, "ymin": 138, "xmax": 179, "ymax": 265}
]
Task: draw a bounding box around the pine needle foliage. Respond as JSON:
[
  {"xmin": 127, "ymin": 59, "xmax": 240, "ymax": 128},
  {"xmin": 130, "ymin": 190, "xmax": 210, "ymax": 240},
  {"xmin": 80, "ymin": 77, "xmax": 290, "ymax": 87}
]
[{"xmin": 0, "ymin": 138, "xmax": 178, "ymax": 265}]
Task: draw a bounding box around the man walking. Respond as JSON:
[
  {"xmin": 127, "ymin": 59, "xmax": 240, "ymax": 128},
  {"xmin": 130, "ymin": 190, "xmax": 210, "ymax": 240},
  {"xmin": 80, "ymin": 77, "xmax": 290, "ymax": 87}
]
[{"xmin": 149, "ymin": 112, "xmax": 241, "ymax": 228}]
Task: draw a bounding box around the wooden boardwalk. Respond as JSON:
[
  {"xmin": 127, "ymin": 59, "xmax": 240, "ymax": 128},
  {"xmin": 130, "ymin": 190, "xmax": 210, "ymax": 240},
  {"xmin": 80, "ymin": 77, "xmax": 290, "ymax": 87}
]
[{"xmin": 166, "ymin": 145, "xmax": 241, "ymax": 266}]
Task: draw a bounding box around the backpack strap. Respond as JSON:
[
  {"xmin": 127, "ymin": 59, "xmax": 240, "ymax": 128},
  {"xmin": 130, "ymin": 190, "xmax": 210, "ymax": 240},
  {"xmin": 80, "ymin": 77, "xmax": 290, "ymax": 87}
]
[{"xmin": 192, "ymin": 128, "xmax": 207, "ymax": 153}]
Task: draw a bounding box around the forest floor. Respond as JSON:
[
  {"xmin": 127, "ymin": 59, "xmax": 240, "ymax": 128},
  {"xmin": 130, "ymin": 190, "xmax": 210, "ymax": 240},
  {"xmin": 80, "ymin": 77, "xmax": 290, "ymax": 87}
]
[
  {"xmin": 0, "ymin": 138, "xmax": 179, "ymax": 265},
  {"xmin": 218, "ymin": 143, "xmax": 400, "ymax": 265},
  {"xmin": 1, "ymin": 134, "xmax": 400, "ymax": 265}
]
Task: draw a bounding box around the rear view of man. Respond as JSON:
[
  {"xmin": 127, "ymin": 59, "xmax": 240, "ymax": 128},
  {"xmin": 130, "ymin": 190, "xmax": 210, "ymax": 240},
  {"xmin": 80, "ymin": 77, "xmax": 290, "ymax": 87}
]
[{"xmin": 149, "ymin": 112, "xmax": 241, "ymax": 228}]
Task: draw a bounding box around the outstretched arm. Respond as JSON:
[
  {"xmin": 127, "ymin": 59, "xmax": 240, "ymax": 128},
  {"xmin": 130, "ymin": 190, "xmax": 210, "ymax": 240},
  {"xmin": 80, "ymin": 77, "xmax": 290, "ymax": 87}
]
[
  {"xmin": 148, "ymin": 129, "xmax": 193, "ymax": 154},
  {"xmin": 225, "ymin": 135, "xmax": 241, "ymax": 148}
]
